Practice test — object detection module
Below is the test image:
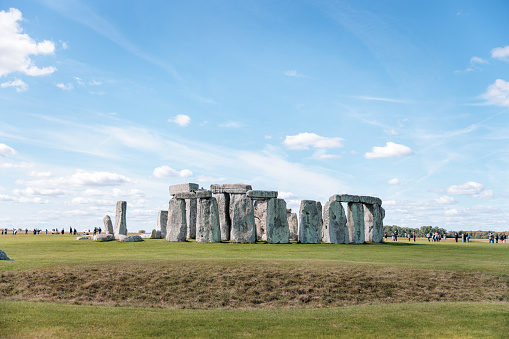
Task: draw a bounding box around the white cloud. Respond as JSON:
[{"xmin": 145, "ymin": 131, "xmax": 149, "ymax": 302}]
[
  {"xmin": 74, "ymin": 77, "xmax": 84, "ymax": 85},
  {"xmin": 284, "ymin": 70, "xmax": 305, "ymax": 78},
  {"xmin": 278, "ymin": 191, "xmax": 296, "ymax": 199},
  {"xmin": 56, "ymin": 82, "xmax": 74, "ymax": 90},
  {"xmin": 365, "ymin": 142, "xmax": 414, "ymax": 159},
  {"xmin": 0, "ymin": 8, "xmax": 56, "ymax": 77},
  {"xmin": 219, "ymin": 121, "xmax": 242, "ymax": 128},
  {"xmin": 0, "ymin": 194, "xmax": 48, "ymax": 204},
  {"xmin": 168, "ymin": 114, "xmax": 191, "ymax": 126},
  {"xmin": 447, "ymin": 182, "xmax": 493, "ymax": 199},
  {"xmin": 434, "ymin": 195, "xmax": 457, "ymax": 205},
  {"xmin": 18, "ymin": 170, "xmax": 131, "ymax": 189},
  {"xmin": 355, "ymin": 96, "xmax": 407, "ymax": 104},
  {"xmin": 13, "ymin": 187, "xmax": 67, "ymax": 196},
  {"xmin": 153, "ymin": 165, "xmax": 193, "ymax": 178},
  {"xmin": 310, "ymin": 150, "xmax": 342, "ymax": 160},
  {"xmin": 196, "ymin": 175, "xmax": 226, "ymax": 183},
  {"xmin": 29, "ymin": 171, "xmax": 52, "ymax": 178},
  {"xmin": 1, "ymin": 79, "xmax": 28, "ymax": 92},
  {"xmin": 444, "ymin": 209, "xmax": 459, "ymax": 216},
  {"xmin": 384, "ymin": 128, "xmax": 398, "ymax": 135},
  {"xmin": 491, "ymin": 46, "xmax": 509, "ymax": 61},
  {"xmin": 387, "ymin": 178, "xmax": 400, "ymax": 185},
  {"xmin": 88, "ymin": 80, "xmax": 102, "ymax": 86},
  {"xmin": 283, "ymin": 132, "xmax": 343, "ymax": 150},
  {"xmin": 0, "ymin": 143, "xmax": 16, "ymax": 157},
  {"xmin": 1, "ymin": 162, "xmax": 33, "ymax": 168},
  {"xmin": 470, "ymin": 56, "xmax": 488, "ymax": 64},
  {"xmin": 83, "ymin": 188, "xmax": 145, "ymax": 199},
  {"xmin": 482, "ymin": 79, "xmax": 509, "ymax": 107}
]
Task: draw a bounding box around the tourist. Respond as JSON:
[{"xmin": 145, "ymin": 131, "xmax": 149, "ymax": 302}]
[
  {"xmin": 495, "ymin": 234, "xmax": 499, "ymax": 243},
  {"xmin": 408, "ymin": 233, "xmax": 411, "ymax": 242},
  {"xmin": 466, "ymin": 232, "xmax": 469, "ymax": 243},
  {"xmin": 489, "ymin": 232, "xmax": 494, "ymax": 243},
  {"xmin": 426, "ymin": 232, "xmax": 431, "ymax": 242},
  {"xmin": 384, "ymin": 233, "xmax": 387, "ymax": 241},
  {"xmin": 98, "ymin": 227, "xmax": 102, "ymax": 234},
  {"xmin": 73, "ymin": 228, "xmax": 77, "ymax": 235},
  {"xmin": 413, "ymin": 232, "xmax": 416, "ymax": 242}
]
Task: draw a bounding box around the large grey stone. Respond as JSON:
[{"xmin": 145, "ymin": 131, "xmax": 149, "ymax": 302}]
[
  {"xmin": 229, "ymin": 194, "xmax": 256, "ymax": 243},
  {"xmin": 364, "ymin": 204, "xmax": 384, "ymax": 243},
  {"xmin": 287, "ymin": 211, "xmax": 298, "ymax": 241},
  {"xmin": 166, "ymin": 198, "xmax": 187, "ymax": 242},
  {"xmin": 329, "ymin": 194, "xmax": 360, "ymax": 203},
  {"xmin": 247, "ymin": 190, "xmax": 278, "ymax": 200},
  {"xmin": 103, "ymin": 215, "xmax": 114, "ymax": 235},
  {"xmin": 186, "ymin": 199, "xmax": 197, "ymax": 239},
  {"xmin": 114, "ymin": 201, "xmax": 127, "ymax": 237},
  {"xmin": 213, "ymin": 193, "xmax": 231, "ymax": 241},
  {"xmin": 76, "ymin": 236, "xmax": 92, "ymax": 240},
  {"xmin": 169, "ymin": 183, "xmax": 199, "ymax": 195},
  {"xmin": 266, "ymin": 198, "xmax": 289, "ymax": 244},
  {"xmin": 174, "ymin": 190, "xmax": 212, "ymax": 199},
  {"xmin": 347, "ymin": 202, "xmax": 365, "ymax": 244},
  {"xmin": 0, "ymin": 250, "xmax": 13, "ymax": 260},
  {"xmin": 254, "ymin": 200, "xmax": 268, "ymax": 241},
  {"xmin": 157, "ymin": 210, "xmax": 168, "ymax": 238},
  {"xmin": 211, "ymin": 184, "xmax": 252, "ymax": 194},
  {"xmin": 323, "ymin": 201, "xmax": 348, "ymax": 244},
  {"xmin": 359, "ymin": 196, "xmax": 382, "ymax": 205},
  {"xmin": 298, "ymin": 200, "xmax": 322, "ymax": 244},
  {"xmin": 196, "ymin": 198, "xmax": 221, "ymax": 242},
  {"xmin": 93, "ymin": 234, "xmax": 115, "ymax": 242},
  {"xmin": 117, "ymin": 234, "xmax": 143, "ymax": 242}
]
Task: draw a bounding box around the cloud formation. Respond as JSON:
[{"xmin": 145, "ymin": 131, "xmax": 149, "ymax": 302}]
[
  {"xmin": 0, "ymin": 143, "xmax": 16, "ymax": 157},
  {"xmin": 447, "ymin": 182, "xmax": 493, "ymax": 199},
  {"xmin": 168, "ymin": 114, "xmax": 191, "ymax": 126},
  {"xmin": 491, "ymin": 45, "xmax": 509, "ymax": 61},
  {"xmin": 365, "ymin": 142, "xmax": 414, "ymax": 159},
  {"xmin": 1, "ymin": 79, "xmax": 28, "ymax": 92},
  {"xmin": 153, "ymin": 165, "xmax": 193, "ymax": 178},
  {"xmin": 387, "ymin": 178, "xmax": 400, "ymax": 185},
  {"xmin": 0, "ymin": 8, "xmax": 56, "ymax": 77},
  {"xmin": 283, "ymin": 132, "xmax": 343, "ymax": 150},
  {"xmin": 483, "ymin": 79, "xmax": 509, "ymax": 107}
]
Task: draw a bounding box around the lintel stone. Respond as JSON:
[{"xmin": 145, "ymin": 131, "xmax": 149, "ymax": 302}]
[
  {"xmin": 359, "ymin": 195, "xmax": 382, "ymax": 205},
  {"xmin": 329, "ymin": 194, "xmax": 360, "ymax": 203},
  {"xmin": 210, "ymin": 184, "xmax": 252, "ymax": 194},
  {"xmin": 174, "ymin": 190, "xmax": 212, "ymax": 199},
  {"xmin": 246, "ymin": 190, "xmax": 278, "ymax": 200},
  {"xmin": 169, "ymin": 183, "xmax": 199, "ymax": 195}
]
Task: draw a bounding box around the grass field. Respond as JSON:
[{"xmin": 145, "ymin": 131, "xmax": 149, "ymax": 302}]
[{"xmin": 1, "ymin": 234, "xmax": 508, "ymax": 338}]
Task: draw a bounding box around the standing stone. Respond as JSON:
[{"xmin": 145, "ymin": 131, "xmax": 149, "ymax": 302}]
[
  {"xmin": 266, "ymin": 198, "xmax": 289, "ymax": 244},
  {"xmin": 166, "ymin": 198, "xmax": 187, "ymax": 242},
  {"xmin": 186, "ymin": 199, "xmax": 197, "ymax": 239},
  {"xmin": 287, "ymin": 210, "xmax": 298, "ymax": 241},
  {"xmin": 103, "ymin": 215, "xmax": 114, "ymax": 235},
  {"xmin": 323, "ymin": 200, "xmax": 348, "ymax": 244},
  {"xmin": 229, "ymin": 194, "xmax": 256, "ymax": 243},
  {"xmin": 213, "ymin": 193, "xmax": 231, "ymax": 241},
  {"xmin": 347, "ymin": 202, "xmax": 365, "ymax": 244},
  {"xmin": 254, "ymin": 200, "xmax": 268, "ymax": 241},
  {"xmin": 196, "ymin": 198, "xmax": 221, "ymax": 242},
  {"xmin": 157, "ymin": 210, "xmax": 168, "ymax": 238},
  {"xmin": 114, "ymin": 201, "xmax": 127, "ymax": 237},
  {"xmin": 365, "ymin": 203, "xmax": 384, "ymax": 243},
  {"xmin": 298, "ymin": 200, "xmax": 322, "ymax": 244}
]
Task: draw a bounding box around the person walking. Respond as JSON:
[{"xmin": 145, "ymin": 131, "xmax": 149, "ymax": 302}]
[
  {"xmin": 413, "ymin": 232, "xmax": 416, "ymax": 242},
  {"xmin": 495, "ymin": 234, "xmax": 499, "ymax": 243}
]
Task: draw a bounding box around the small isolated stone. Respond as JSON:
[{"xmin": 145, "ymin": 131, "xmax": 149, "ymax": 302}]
[
  {"xmin": 157, "ymin": 210, "xmax": 168, "ymax": 238},
  {"xmin": 169, "ymin": 183, "xmax": 199, "ymax": 195},
  {"xmin": 103, "ymin": 215, "xmax": 114, "ymax": 234},
  {"xmin": 117, "ymin": 235, "xmax": 143, "ymax": 242},
  {"xmin": 246, "ymin": 190, "xmax": 278, "ymax": 200},
  {"xmin": 93, "ymin": 234, "xmax": 115, "ymax": 242},
  {"xmin": 0, "ymin": 250, "xmax": 13, "ymax": 261},
  {"xmin": 76, "ymin": 236, "xmax": 92, "ymax": 240}
]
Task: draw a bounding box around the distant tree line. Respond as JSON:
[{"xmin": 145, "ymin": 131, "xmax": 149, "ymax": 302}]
[{"xmin": 383, "ymin": 225, "xmax": 508, "ymax": 239}]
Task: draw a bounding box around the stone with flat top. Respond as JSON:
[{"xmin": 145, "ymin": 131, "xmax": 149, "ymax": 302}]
[
  {"xmin": 246, "ymin": 190, "xmax": 278, "ymax": 200},
  {"xmin": 169, "ymin": 183, "xmax": 199, "ymax": 195}
]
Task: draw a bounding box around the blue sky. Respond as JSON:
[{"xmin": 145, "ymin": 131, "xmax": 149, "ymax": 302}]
[{"xmin": 1, "ymin": 0, "xmax": 509, "ymax": 231}]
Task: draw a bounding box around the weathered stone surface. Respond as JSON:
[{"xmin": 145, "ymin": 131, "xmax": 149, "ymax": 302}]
[
  {"xmin": 347, "ymin": 202, "xmax": 365, "ymax": 244},
  {"xmin": 298, "ymin": 200, "xmax": 322, "ymax": 244},
  {"xmin": 329, "ymin": 194, "xmax": 360, "ymax": 203},
  {"xmin": 211, "ymin": 184, "xmax": 252, "ymax": 194},
  {"xmin": 247, "ymin": 190, "xmax": 278, "ymax": 200},
  {"xmin": 254, "ymin": 200, "xmax": 268, "ymax": 241},
  {"xmin": 174, "ymin": 190, "xmax": 212, "ymax": 199},
  {"xmin": 117, "ymin": 234, "xmax": 143, "ymax": 242},
  {"xmin": 166, "ymin": 198, "xmax": 187, "ymax": 242},
  {"xmin": 169, "ymin": 183, "xmax": 199, "ymax": 195},
  {"xmin": 229, "ymin": 194, "xmax": 256, "ymax": 243},
  {"xmin": 93, "ymin": 234, "xmax": 115, "ymax": 242},
  {"xmin": 359, "ymin": 195, "xmax": 382, "ymax": 206},
  {"xmin": 196, "ymin": 198, "xmax": 221, "ymax": 242},
  {"xmin": 114, "ymin": 201, "xmax": 127, "ymax": 237},
  {"xmin": 213, "ymin": 193, "xmax": 231, "ymax": 241},
  {"xmin": 103, "ymin": 215, "xmax": 114, "ymax": 235},
  {"xmin": 0, "ymin": 250, "xmax": 13, "ymax": 260},
  {"xmin": 76, "ymin": 236, "xmax": 92, "ymax": 240},
  {"xmin": 323, "ymin": 201, "xmax": 348, "ymax": 244},
  {"xmin": 364, "ymin": 204, "xmax": 384, "ymax": 243},
  {"xmin": 186, "ymin": 199, "xmax": 197, "ymax": 239},
  {"xmin": 157, "ymin": 210, "xmax": 168, "ymax": 238},
  {"xmin": 287, "ymin": 211, "xmax": 298, "ymax": 241},
  {"xmin": 266, "ymin": 198, "xmax": 289, "ymax": 244}
]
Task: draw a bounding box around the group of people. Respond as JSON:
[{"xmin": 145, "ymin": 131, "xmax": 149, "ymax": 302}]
[
  {"xmin": 426, "ymin": 232, "xmax": 445, "ymax": 242},
  {"xmin": 488, "ymin": 232, "xmax": 506, "ymax": 243},
  {"xmin": 1, "ymin": 227, "xmax": 78, "ymax": 235}
]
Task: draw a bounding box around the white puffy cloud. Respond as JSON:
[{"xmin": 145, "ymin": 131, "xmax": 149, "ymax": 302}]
[
  {"xmin": 13, "ymin": 187, "xmax": 67, "ymax": 196},
  {"xmin": 365, "ymin": 142, "xmax": 414, "ymax": 159},
  {"xmin": 17, "ymin": 170, "xmax": 131, "ymax": 188},
  {"xmin": 278, "ymin": 191, "xmax": 296, "ymax": 199},
  {"xmin": 491, "ymin": 46, "xmax": 509, "ymax": 61},
  {"xmin": 482, "ymin": 79, "xmax": 509, "ymax": 107},
  {"xmin": 29, "ymin": 171, "xmax": 52, "ymax": 178},
  {"xmin": 0, "ymin": 143, "xmax": 16, "ymax": 157},
  {"xmin": 434, "ymin": 195, "xmax": 457, "ymax": 205},
  {"xmin": 283, "ymin": 132, "xmax": 343, "ymax": 150},
  {"xmin": 447, "ymin": 182, "xmax": 493, "ymax": 199},
  {"xmin": 444, "ymin": 209, "xmax": 459, "ymax": 216},
  {"xmin": 0, "ymin": 8, "xmax": 56, "ymax": 77},
  {"xmin": 1, "ymin": 79, "xmax": 28, "ymax": 92},
  {"xmin": 0, "ymin": 193, "xmax": 48, "ymax": 204},
  {"xmin": 168, "ymin": 114, "xmax": 191, "ymax": 126},
  {"xmin": 56, "ymin": 82, "xmax": 74, "ymax": 90},
  {"xmin": 387, "ymin": 178, "xmax": 400, "ymax": 185},
  {"xmin": 153, "ymin": 165, "xmax": 193, "ymax": 178}
]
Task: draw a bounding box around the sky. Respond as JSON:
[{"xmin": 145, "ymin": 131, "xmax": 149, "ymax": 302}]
[{"xmin": 1, "ymin": 0, "xmax": 509, "ymax": 232}]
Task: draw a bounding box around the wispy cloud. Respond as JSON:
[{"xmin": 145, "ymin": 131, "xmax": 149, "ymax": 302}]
[
  {"xmin": 355, "ymin": 96, "xmax": 407, "ymax": 104},
  {"xmin": 56, "ymin": 82, "xmax": 74, "ymax": 90},
  {"xmin": 1, "ymin": 79, "xmax": 28, "ymax": 92},
  {"xmin": 284, "ymin": 70, "xmax": 306, "ymax": 78},
  {"xmin": 219, "ymin": 121, "xmax": 242, "ymax": 128}
]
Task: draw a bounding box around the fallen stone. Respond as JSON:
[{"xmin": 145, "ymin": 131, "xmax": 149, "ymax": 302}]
[
  {"xmin": 169, "ymin": 183, "xmax": 199, "ymax": 195},
  {"xmin": 174, "ymin": 190, "xmax": 212, "ymax": 199},
  {"xmin": 298, "ymin": 200, "xmax": 322, "ymax": 244},
  {"xmin": 76, "ymin": 236, "xmax": 92, "ymax": 240},
  {"xmin": 287, "ymin": 211, "xmax": 298, "ymax": 241},
  {"xmin": 117, "ymin": 235, "xmax": 143, "ymax": 242},
  {"xmin": 266, "ymin": 198, "xmax": 289, "ymax": 244},
  {"xmin": 114, "ymin": 201, "xmax": 127, "ymax": 237},
  {"xmin": 166, "ymin": 198, "xmax": 187, "ymax": 242},
  {"xmin": 196, "ymin": 198, "xmax": 221, "ymax": 242},
  {"xmin": 323, "ymin": 200, "xmax": 348, "ymax": 244},
  {"xmin": 347, "ymin": 202, "xmax": 365, "ymax": 244},
  {"xmin": 103, "ymin": 215, "xmax": 114, "ymax": 235},
  {"xmin": 229, "ymin": 194, "xmax": 256, "ymax": 243},
  {"xmin": 359, "ymin": 195, "xmax": 382, "ymax": 206},
  {"xmin": 157, "ymin": 210, "xmax": 168, "ymax": 238},
  {"xmin": 0, "ymin": 250, "xmax": 13, "ymax": 261},
  {"xmin": 213, "ymin": 193, "xmax": 231, "ymax": 241},
  {"xmin": 246, "ymin": 190, "xmax": 278, "ymax": 200},
  {"xmin": 93, "ymin": 234, "xmax": 115, "ymax": 242},
  {"xmin": 211, "ymin": 184, "xmax": 252, "ymax": 194},
  {"xmin": 186, "ymin": 199, "xmax": 197, "ymax": 239},
  {"xmin": 254, "ymin": 200, "xmax": 268, "ymax": 241}
]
